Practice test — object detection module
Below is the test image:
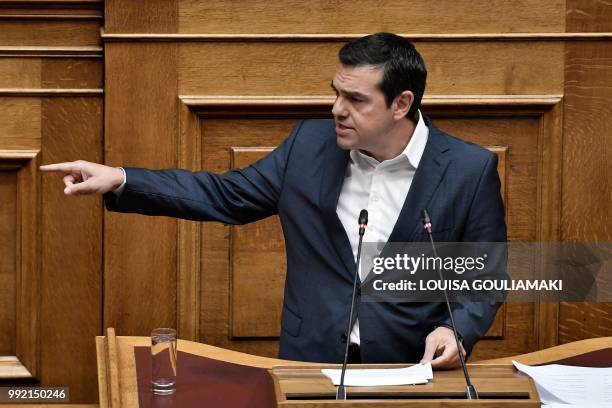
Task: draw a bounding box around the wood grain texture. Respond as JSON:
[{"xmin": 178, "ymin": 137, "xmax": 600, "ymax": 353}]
[
  {"xmin": 0, "ymin": 21, "xmax": 100, "ymax": 46},
  {"xmin": 0, "ymin": 0, "xmax": 102, "ymax": 17},
  {"xmin": 559, "ymin": 5, "xmax": 612, "ymax": 342},
  {"xmin": 103, "ymin": 328, "xmax": 121, "ymax": 408},
  {"xmin": 102, "ymin": 32, "xmax": 612, "ymax": 42},
  {"xmin": 14, "ymin": 150, "xmax": 41, "ymax": 379},
  {"xmin": 561, "ymin": 42, "xmax": 612, "ymax": 243},
  {"xmin": 176, "ymin": 0, "xmax": 564, "ymax": 35},
  {"xmin": 0, "ymin": 150, "xmax": 40, "ymax": 379},
  {"xmin": 483, "ymin": 147, "xmax": 508, "ymax": 339},
  {"xmin": 0, "ymin": 171, "xmax": 17, "ymax": 356},
  {"xmin": 41, "ymin": 58, "xmax": 103, "ymax": 88},
  {"xmin": 0, "ymin": 97, "xmax": 41, "ymax": 149},
  {"xmin": 105, "ymin": 0, "xmax": 177, "ymax": 33},
  {"xmin": 0, "ymin": 58, "xmax": 41, "ymax": 88},
  {"xmin": 567, "ymin": 0, "xmax": 612, "ymax": 32},
  {"xmin": 176, "ymin": 100, "xmax": 202, "ymax": 342},
  {"xmin": 177, "ymin": 42, "xmax": 563, "ymax": 96},
  {"xmin": 40, "ymin": 97, "xmax": 102, "ymax": 401},
  {"xmin": 273, "ymin": 366, "xmax": 539, "ymax": 406},
  {"xmin": 0, "ymin": 46, "xmax": 102, "ymax": 58},
  {"xmin": 104, "ymin": 44, "xmax": 179, "ymax": 336}
]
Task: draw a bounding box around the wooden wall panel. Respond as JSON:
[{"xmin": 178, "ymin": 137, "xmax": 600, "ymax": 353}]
[
  {"xmin": 0, "ymin": 150, "xmax": 41, "ymax": 380},
  {"xmin": 0, "ymin": 98, "xmax": 40, "ymax": 149},
  {"xmin": 41, "ymin": 59, "xmax": 103, "ymax": 89},
  {"xmin": 0, "ymin": 0, "xmax": 104, "ymax": 402},
  {"xmin": 105, "ymin": 0, "xmax": 177, "ymax": 33},
  {"xmin": 567, "ymin": 0, "xmax": 612, "ymax": 32},
  {"xmin": 559, "ymin": 0, "xmax": 612, "ymax": 343},
  {"xmin": 41, "ymin": 97, "xmax": 102, "ymax": 401},
  {"xmin": 177, "ymin": 0, "xmax": 565, "ymax": 34},
  {"xmin": 0, "ymin": 171, "xmax": 17, "ymax": 356},
  {"xmin": 0, "ymin": 59, "xmax": 41, "ymax": 88},
  {"xmin": 177, "ymin": 42, "xmax": 564, "ymax": 96},
  {"xmin": 0, "ymin": 21, "xmax": 101, "ymax": 46},
  {"xmin": 104, "ymin": 43, "xmax": 179, "ymax": 335}
]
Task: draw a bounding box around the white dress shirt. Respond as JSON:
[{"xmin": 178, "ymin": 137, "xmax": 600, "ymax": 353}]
[{"xmin": 336, "ymin": 110, "xmax": 429, "ymax": 345}]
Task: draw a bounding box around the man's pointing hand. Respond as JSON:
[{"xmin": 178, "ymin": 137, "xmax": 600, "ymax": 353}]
[{"xmin": 40, "ymin": 160, "xmax": 124, "ymax": 196}]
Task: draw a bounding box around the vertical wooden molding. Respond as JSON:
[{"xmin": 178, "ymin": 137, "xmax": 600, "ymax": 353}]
[
  {"xmin": 104, "ymin": 328, "xmax": 122, "ymax": 408},
  {"xmin": 535, "ymin": 100, "xmax": 564, "ymax": 349},
  {"xmin": 176, "ymin": 100, "xmax": 202, "ymax": 341},
  {"xmin": 0, "ymin": 150, "xmax": 40, "ymax": 379}
]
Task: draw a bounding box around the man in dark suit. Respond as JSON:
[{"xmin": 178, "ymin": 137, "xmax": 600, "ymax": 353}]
[{"xmin": 41, "ymin": 33, "xmax": 506, "ymax": 368}]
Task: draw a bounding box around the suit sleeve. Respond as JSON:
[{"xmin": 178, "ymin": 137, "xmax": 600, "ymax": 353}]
[
  {"xmin": 103, "ymin": 121, "xmax": 303, "ymax": 225},
  {"xmin": 441, "ymin": 152, "xmax": 508, "ymax": 354}
]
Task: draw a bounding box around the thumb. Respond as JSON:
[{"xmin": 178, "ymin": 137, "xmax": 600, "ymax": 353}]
[{"xmin": 64, "ymin": 178, "xmax": 96, "ymax": 196}]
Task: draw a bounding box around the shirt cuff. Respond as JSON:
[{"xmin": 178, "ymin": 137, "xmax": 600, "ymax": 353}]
[{"xmin": 113, "ymin": 167, "xmax": 127, "ymax": 196}]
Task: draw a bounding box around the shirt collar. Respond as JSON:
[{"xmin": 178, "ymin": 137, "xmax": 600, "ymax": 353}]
[{"xmin": 350, "ymin": 109, "xmax": 429, "ymax": 169}]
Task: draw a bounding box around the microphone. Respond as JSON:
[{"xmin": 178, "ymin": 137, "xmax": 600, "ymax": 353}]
[
  {"xmin": 421, "ymin": 209, "xmax": 478, "ymax": 400},
  {"xmin": 336, "ymin": 209, "xmax": 368, "ymax": 400}
]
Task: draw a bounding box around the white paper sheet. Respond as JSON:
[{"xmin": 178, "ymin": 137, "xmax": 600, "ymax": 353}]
[
  {"xmin": 321, "ymin": 363, "xmax": 433, "ymax": 386},
  {"xmin": 513, "ymin": 360, "xmax": 612, "ymax": 407}
]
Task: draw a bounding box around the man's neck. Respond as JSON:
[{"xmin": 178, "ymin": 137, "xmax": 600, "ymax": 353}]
[{"xmin": 367, "ymin": 118, "xmax": 417, "ymax": 162}]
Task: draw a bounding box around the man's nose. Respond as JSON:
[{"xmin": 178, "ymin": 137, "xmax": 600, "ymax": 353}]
[{"xmin": 332, "ymin": 96, "xmax": 346, "ymax": 118}]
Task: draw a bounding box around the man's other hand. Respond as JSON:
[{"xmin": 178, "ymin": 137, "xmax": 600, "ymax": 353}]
[
  {"xmin": 40, "ymin": 160, "xmax": 124, "ymax": 196},
  {"xmin": 419, "ymin": 326, "xmax": 466, "ymax": 369}
]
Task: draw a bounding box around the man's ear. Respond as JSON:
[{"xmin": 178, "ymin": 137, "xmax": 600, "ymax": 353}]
[{"xmin": 393, "ymin": 90, "xmax": 414, "ymax": 120}]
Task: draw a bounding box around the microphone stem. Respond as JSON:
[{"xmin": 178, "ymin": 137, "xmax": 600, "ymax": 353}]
[
  {"xmin": 426, "ymin": 232, "xmax": 476, "ymax": 398},
  {"xmin": 337, "ymin": 230, "xmax": 364, "ymax": 399}
]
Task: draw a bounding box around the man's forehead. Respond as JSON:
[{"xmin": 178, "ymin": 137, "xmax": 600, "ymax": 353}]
[{"xmin": 332, "ymin": 64, "xmax": 383, "ymax": 92}]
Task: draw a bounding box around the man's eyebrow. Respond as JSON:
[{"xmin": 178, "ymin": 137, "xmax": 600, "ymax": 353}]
[{"xmin": 330, "ymin": 81, "xmax": 368, "ymax": 99}]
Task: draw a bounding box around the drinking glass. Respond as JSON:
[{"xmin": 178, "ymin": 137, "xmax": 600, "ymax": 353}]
[{"xmin": 151, "ymin": 328, "xmax": 177, "ymax": 395}]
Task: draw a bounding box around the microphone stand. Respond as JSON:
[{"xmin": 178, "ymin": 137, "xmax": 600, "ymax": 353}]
[
  {"xmin": 422, "ymin": 209, "xmax": 478, "ymax": 400},
  {"xmin": 336, "ymin": 209, "xmax": 368, "ymax": 400}
]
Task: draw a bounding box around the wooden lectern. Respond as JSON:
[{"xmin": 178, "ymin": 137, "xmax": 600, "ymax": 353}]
[
  {"xmin": 96, "ymin": 328, "xmax": 612, "ymax": 408},
  {"xmin": 270, "ymin": 364, "xmax": 538, "ymax": 406}
]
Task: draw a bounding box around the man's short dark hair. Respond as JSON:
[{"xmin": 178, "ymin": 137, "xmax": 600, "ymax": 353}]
[{"xmin": 339, "ymin": 33, "xmax": 427, "ymax": 123}]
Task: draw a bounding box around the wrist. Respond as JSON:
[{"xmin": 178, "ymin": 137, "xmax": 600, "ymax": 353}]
[
  {"xmin": 112, "ymin": 167, "xmax": 126, "ymax": 190},
  {"xmin": 436, "ymin": 324, "xmax": 463, "ymax": 344}
]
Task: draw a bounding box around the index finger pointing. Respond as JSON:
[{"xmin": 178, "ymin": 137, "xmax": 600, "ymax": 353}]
[{"xmin": 40, "ymin": 162, "xmax": 80, "ymax": 173}]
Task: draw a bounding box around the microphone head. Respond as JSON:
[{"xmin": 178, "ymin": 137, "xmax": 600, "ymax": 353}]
[
  {"xmin": 421, "ymin": 209, "xmax": 431, "ymax": 225},
  {"xmin": 358, "ymin": 209, "xmax": 368, "ymax": 226}
]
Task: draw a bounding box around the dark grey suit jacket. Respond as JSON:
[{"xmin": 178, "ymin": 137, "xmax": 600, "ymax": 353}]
[{"xmin": 104, "ymin": 116, "xmax": 506, "ymax": 363}]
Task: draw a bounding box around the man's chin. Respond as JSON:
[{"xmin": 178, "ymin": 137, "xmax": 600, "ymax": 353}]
[{"xmin": 336, "ymin": 135, "xmax": 354, "ymax": 151}]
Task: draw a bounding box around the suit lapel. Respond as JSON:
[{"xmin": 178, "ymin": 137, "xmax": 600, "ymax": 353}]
[
  {"xmin": 319, "ymin": 138, "xmax": 354, "ymax": 280},
  {"xmin": 361, "ymin": 121, "xmax": 451, "ymax": 288},
  {"xmin": 319, "ymin": 119, "xmax": 451, "ymax": 280},
  {"xmin": 387, "ymin": 121, "xmax": 451, "ymax": 243}
]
